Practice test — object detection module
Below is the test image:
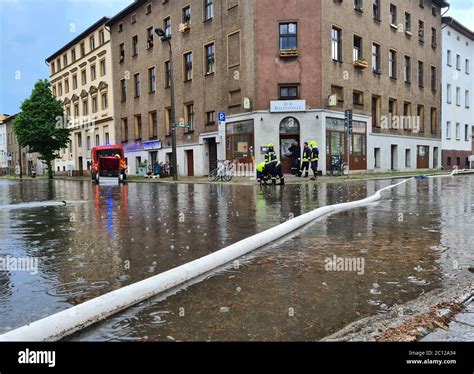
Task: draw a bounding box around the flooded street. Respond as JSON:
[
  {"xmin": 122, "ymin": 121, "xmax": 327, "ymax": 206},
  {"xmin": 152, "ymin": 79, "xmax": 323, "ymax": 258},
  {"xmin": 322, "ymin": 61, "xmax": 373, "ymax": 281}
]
[{"xmin": 0, "ymin": 176, "xmax": 473, "ymax": 341}]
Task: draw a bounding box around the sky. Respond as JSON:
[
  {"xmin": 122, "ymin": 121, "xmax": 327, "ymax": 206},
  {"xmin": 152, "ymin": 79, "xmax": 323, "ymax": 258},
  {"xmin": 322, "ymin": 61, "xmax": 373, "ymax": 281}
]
[{"xmin": 1, "ymin": 0, "xmax": 473, "ymax": 115}]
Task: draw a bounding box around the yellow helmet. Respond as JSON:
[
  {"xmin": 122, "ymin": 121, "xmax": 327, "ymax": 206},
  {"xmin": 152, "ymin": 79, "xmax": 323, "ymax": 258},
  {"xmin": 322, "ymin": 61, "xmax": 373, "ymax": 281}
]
[
  {"xmin": 268, "ymin": 143, "xmax": 274, "ymax": 148},
  {"xmin": 310, "ymin": 141, "xmax": 318, "ymax": 148}
]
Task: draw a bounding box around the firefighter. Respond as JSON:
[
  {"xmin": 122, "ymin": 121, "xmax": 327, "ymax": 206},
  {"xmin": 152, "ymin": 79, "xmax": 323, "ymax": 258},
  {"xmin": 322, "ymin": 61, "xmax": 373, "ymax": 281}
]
[
  {"xmin": 298, "ymin": 142, "xmax": 311, "ymax": 178},
  {"xmin": 310, "ymin": 140, "xmax": 320, "ymax": 181},
  {"xmin": 287, "ymin": 141, "xmax": 301, "ymax": 175},
  {"xmin": 256, "ymin": 161, "xmax": 267, "ymax": 185},
  {"xmin": 275, "ymin": 160, "xmax": 285, "ymax": 185},
  {"xmin": 265, "ymin": 143, "xmax": 279, "ymax": 185}
]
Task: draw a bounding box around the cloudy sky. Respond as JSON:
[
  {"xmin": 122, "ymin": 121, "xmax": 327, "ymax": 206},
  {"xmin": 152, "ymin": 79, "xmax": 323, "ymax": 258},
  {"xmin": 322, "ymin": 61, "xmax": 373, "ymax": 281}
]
[{"xmin": 0, "ymin": 0, "xmax": 473, "ymax": 115}]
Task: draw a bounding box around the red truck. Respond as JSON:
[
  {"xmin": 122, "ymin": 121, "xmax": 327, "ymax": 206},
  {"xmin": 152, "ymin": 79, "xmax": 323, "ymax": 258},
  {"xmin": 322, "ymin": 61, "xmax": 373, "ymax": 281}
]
[{"xmin": 91, "ymin": 145, "xmax": 127, "ymax": 183}]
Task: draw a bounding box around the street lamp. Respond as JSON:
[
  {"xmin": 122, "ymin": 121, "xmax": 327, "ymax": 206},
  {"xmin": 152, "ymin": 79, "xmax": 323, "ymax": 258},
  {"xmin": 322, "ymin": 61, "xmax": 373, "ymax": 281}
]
[{"xmin": 155, "ymin": 28, "xmax": 178, "ymax": 181}]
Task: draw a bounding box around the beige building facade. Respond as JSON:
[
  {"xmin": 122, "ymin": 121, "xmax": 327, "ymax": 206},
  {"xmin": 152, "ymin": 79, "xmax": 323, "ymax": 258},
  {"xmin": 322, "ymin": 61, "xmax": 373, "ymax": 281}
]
[{"xmin": 46, "ymin": 17, "xmax": 116, "ymax": 176}]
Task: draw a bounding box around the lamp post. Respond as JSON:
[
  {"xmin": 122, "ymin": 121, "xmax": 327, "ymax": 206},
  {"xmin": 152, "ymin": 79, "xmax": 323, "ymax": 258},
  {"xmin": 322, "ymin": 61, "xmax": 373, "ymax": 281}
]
[{"xmin": 155, "ymin": 28, "xmax": 178, "ymax": 181}]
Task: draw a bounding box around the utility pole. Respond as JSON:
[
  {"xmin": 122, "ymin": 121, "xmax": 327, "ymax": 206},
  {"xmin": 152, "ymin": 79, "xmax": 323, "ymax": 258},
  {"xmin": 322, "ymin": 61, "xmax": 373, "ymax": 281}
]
[{"xmin": 155, "ymin": 28, "xmax": 178, "ymax": 181}]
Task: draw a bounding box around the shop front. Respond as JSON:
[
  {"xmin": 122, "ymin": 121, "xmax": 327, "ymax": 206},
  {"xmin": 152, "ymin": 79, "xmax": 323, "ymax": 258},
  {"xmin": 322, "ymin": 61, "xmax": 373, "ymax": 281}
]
[{"xmin": 225, "ymin": 119, "xmax": 255, "ymax": 165}]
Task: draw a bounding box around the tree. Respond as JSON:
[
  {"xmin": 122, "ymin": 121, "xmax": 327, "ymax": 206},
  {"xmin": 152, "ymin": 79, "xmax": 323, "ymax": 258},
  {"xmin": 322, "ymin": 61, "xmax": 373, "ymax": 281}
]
[{"xmin": 13, "ymin": 79, "xmax": 70, "ymax": 179}]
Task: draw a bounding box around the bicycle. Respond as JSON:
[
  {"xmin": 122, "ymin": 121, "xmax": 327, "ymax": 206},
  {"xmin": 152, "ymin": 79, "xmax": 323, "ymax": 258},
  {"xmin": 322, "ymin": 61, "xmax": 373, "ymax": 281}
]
[{"xmin": 208, "ymin": 160, "xmax": 235, "ymax": 182}]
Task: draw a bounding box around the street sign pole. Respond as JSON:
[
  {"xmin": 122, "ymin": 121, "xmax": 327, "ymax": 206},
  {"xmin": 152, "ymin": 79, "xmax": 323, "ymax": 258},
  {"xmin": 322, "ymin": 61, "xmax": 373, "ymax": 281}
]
[{"xmin": 344, "ymin": 109, "xmax": 353, "ymax": 177}]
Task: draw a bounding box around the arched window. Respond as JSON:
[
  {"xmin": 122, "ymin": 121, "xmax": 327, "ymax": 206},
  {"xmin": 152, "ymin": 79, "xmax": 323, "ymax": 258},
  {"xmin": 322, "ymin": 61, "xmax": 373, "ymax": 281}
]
[{"xmin": 280, "ymin": 117, "xmax": 300, "ymax": 134}]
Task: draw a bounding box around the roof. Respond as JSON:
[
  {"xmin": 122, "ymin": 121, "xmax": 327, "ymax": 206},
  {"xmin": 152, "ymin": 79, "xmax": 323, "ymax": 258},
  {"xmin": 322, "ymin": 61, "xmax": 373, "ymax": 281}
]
[
  {"xmin": 3, "ymin": 113, "xmax": 20, "ymax": 124},
  {"xmin": 433, "ymin": 0, "xmax": 450, "ymax": 8},
  {"xmin": 105, "ymin": 0, "xmax": 147, "ymax": 27},
  {"xmin": 442, "ymin": 17, "xmax": 474, "ymax": 41},
  {"xmin": 45, "ymin": 17, "xmax": 110, "ymax": 63}
]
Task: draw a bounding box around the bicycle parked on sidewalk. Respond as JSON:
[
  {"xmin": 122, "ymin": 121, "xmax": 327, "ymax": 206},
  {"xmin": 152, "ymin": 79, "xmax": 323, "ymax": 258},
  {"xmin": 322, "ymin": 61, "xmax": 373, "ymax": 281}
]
[{"xmin": 208, "ymin": 160, "xmax": 235, "ymax": 182}]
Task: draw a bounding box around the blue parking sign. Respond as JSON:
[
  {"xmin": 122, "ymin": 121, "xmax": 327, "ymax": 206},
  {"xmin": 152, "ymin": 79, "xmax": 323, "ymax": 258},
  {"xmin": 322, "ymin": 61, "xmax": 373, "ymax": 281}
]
[{"xmin": 218, "ymin": 112, "xmax": 226, "ymax": 122}]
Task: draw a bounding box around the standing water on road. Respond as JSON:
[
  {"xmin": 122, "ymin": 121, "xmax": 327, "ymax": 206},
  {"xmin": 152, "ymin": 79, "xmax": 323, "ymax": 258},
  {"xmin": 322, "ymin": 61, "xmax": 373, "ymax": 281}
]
[{"xmin": 0, "ymin": 176, "xmax": 472, "ymax": 341}]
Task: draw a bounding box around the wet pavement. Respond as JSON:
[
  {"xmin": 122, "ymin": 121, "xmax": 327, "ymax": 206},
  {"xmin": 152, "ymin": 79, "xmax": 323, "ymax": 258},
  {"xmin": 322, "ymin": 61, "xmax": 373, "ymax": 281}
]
[{"xmin": 0, "ymin": 176, "xmax": 472, "ymax": 341}]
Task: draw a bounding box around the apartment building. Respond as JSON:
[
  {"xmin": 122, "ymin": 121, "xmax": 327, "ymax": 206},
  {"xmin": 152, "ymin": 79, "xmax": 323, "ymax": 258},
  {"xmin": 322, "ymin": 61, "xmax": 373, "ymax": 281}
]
[
  {"xmin": 108, "ymin": 0, "xmax": 447, "ymax": 176},
  {"xmin": 46, "ymin": 17, "xmax": 116, "ymax": 176},
  {"xmin": 441, "ymin": 17, "xmax": 474, "ymax": 170},
  {"xmin": 107, "ymin": 0, "xmax": 256, "ymax": 176},
  {"xmin": 0, "ymin": 114, "xmax": 8, "ymax": 175}
]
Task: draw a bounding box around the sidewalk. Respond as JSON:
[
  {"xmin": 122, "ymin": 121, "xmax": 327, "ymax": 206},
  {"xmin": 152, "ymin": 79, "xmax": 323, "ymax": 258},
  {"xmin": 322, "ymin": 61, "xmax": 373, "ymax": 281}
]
[{"xmin": 422, "ymin": 298, "xmax": 474, "ymax": 341}]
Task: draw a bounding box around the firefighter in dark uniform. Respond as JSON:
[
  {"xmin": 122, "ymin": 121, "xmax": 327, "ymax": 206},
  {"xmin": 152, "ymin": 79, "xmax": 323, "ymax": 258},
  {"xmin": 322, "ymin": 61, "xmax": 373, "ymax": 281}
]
[
  {"xmin": 265, "ymin": 143, "xmax": 279, "ymax": 185},
  {"xmin": 287, "ymin": 141, "xmax": 301, "ymax": 175},
  {"xmin": 256, "ymin": 161, "xmax": 267, "ymax": 185},
  {"xmin": 298, "ymin": 142, "xmax": 311, "ymax": 178},
  {"xmin": 310, "ymin": 140, "xmax": 320, "ymax": 181}
]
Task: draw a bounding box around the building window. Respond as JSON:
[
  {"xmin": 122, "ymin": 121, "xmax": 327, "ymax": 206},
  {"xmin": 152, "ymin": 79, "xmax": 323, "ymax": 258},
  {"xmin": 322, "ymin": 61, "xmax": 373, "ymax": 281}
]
[
  {"xmin": 80, "ymin": 42, "xmax": 85, "ymax": 57},
  {"xmin": 165, "ymin": 60, "xmax": 171, "ymax": 88},
  {"xmin": 90, "ymin": 64, "xmax": 96, "ymax": 81},
  {"xmin": 418, "ymin": 21, "xmax": 424, "ymax": 43},
  {"xmin": 131, "ymin": 14, "xmax": 137, "ymax": 24},
  {"xmin": 95, "ymin": 134, "xmax": 100, "ymax": 146},
  {"xmin": 185, "ymin": 103, "xmax": 194, "ymax": 131},
  {"xmin": 447, "ymin": 50, "xmax": 452, "ymax": 66},
  {"xmin": 206, "ymin": 111, "xmax": 216, "ymax": 125},
  {"xmin": 71, "ymin": 48, "xmax": 76, "ymax": 62},
  {"xmin": 373, "ymin": 0, "xmax": 380, "ymax": 20},
  {"xmin": 331, "ymin": 85, "xmax": 344, "ymax": 105},
  {"xmin": 74, "ymin": 103, "xmax": 79, "ymax": 117},
  {"xmin": 331, "ymin": 27, "xmax": 342, "ymax": 62},
  {"xmin": 417, "ymin": 105, "xmax": 425, "ymax": 133},
  {"xmin": 353, "ymin": 90, "xmax": 364, "ymax": 106},
  {"xmin": 205, "ymin": 42, "xmax": 215, "ymax": 74},
  {"xmin": 101, "ymin": 92, "xmax": 108, "ymax": 110},
  {"xmin": 456, "ymin": 123, "xmax": 461, "ymax": 140},
  {"xmin": 405, "ymin": 12, "xmax": 411, "ymax": 32},
  {"xmin": 99, "ymin": 30, "xmax": 105, "ymax": 45},
  {"xmin": 353, "ymin": 35, "xmax": 362, "ymax": 61},
  {"xmin": 389, "ymin": 49, "xmax": 397, "ymax": 79},
  {"xmin": 100, "ymin": 59, "xmax": 106, "ymax": 76},
  {"xmin": 132, "ymin": 35, "xmax": 139, "ymax": 56},
  {"xmin": 418, "ymin": 61, "xmax": 424, "ymax": 87},
  {"xmin": 134, "ymin": 73, "xmax": 141, "ymax": 97},
  {"xmin": 372, "ymin": 95, "xmax": 381, "ymax": 127},
  {"xmin": 279, "ymin": 84, "xmax": 299, "ymax": 100},
  {"xmin": 149, "ymin": 111, "xmax": 158, "ymax": 139},
  {"xmin": 456, "ymin": 54, "xmax": 461, "ymax": 70},
  {"xmin": 183, "ymin": 5, "xmax": 191, "ymax": 23},
  {"xmin": 164, "ymin": 17, "xmax": 171, "ymax": 37},
  {"xmin": 58, "ymin": 83, "xmax": 63, "ymax": 96},
  {"xmin": 119, "ymin": 43, "xmax": 125, "ymax": 63},
  {"xmin": 63, "ymin": 54, "xmax": 68, "ymax": 67},
  {"xmin": 354, "ymin": 0, "xmax": 363, "ymax": 12},
  {"xmin": 148, "ymin": 67, "xmax": 156, "ymax": 93},
  {"xmin": 82, "ymin": 99, "xmax": 88, "ymax": 116},
  {"xmin": 446, "ymin": 121, "xmax": 451, "ymax": 139},
  {"xmin": 52, "ymin": 85, "xmax": 56, "ymax": 96},
  {"xmin": 430, "ymin": 66, "xmax": 436, "ymax": 91},
  {"xmin": 71, "ymin": 75, "xmax": 77, "ymax": 90},
  {"xmin": 372, "ymin": 43, "xmax": 381, "ymax": 73},
  {"xmin": 120, "ymin": 79, "xmax": 126, "ymax": 101},
  {"xmin": 147, "ymin": 27, "xmax": 154, "ymax": 49},
  {"xmin": 456, "ymin": 87, "xmax": 461, "ymax": 106},
  {"xmin": 90, "ymin": 36, "xmax": 95, "ymax": 51},
  {"xmin": 204, "ymin": 0, "xmax": 213, "ymax": 21},
  {"xmin": 121, "ymin": 118, "xmax": 128, "ymax": 142},
  {"xmin": 405, "ymin": 149, "xmax": 411, "ymax": 168},
  {"xmin": 87, "ymin": 136, "xmax": 91, "ymax": 150},
  {"xmin": 466, "ymin": 59, "xmax": 470, "ymax": 74},
  {"xmin": 430, "ymin": 108, "xmax": 437, "ymax": 135},
  {"xmin": 465, "ymin": 124, "xmax": 470, "ymax": 141},
  {"xmin": 403, "ymin": 101, "xmax": 412, "ymax": 130},
  {"xmin": 389, "ymin": 4, "xmax": 397, "ymax": 25},
  {"xmin": 388, "ymin": 98, "xmax": 397, "ymax": 128},
  {"xmin": 280, "ymin": 22, "xmax": 298, "ymax": 51},
  {"xmin": 431, "ymin": 28, "xmax": 436, "ymax": 47},
  {"xmin": 184, "ymin": 52, "xmax": 193, "ymax": 81},
  {"xmin": 105, "ymin": 132, "xmax": 110, "ymax": 145},
  {"xmin": 118, "ymin": 23, "xmax": 123, "ymax": 33},
  {"xmin": 81, "ymin": 69, "xmax": 87, "ymax": 85},
  {"xmin": 92, "ymin": 96, "xmax": 98, "ymax": 113},
  {"xmin": 77, "ymin": 133, "xmax": 82, "ymax": 148},
  {"xmin": 447, "ymin": 84, "xmax": 452, "ymax": 103},
  {"xmin": 404, "ymin": 55, "xmax": 411, "ymax": 83},
  {"xmin": 466, "ymin": 90, "xmax": 470, "ymax": 108},
  {"xmin": 134, "ymin": 115, "xmax": 142, "ymax": 140},
  {"xmin": 146, "ymin": 3, "xmax": 152, "ymax": 15}
]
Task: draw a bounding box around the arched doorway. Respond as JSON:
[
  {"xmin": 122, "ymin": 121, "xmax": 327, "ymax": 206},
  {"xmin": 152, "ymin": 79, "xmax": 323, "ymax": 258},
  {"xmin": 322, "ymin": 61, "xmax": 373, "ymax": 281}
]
[{"xmin": 279, "ymin": 117, "xmax": 300, "ymax": 174}]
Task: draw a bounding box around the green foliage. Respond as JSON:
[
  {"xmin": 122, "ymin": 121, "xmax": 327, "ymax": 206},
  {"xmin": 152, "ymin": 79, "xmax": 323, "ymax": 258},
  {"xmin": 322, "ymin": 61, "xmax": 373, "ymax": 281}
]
[{"xmin": 13, "ymin": 79, "xmax": 70, "ymax": 178}]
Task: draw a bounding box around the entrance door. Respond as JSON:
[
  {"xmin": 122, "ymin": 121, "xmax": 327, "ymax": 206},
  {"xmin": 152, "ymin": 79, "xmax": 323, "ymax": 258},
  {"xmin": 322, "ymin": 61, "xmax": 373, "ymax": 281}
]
[
  {"xmin": 280, "ymin": 136, "xmax": 299, "ymax": 174},
  {"xmin": 207, "ymin": 138, "xmax": 217, "ymax": 172},
  {"xmin": 78, "ymin": 157, "xmax": 83, "ymax": 176},
  {"xmin": 433, "ymin": 147, "xmax": 439, "ymax": 169},
  {"xmin": 326, "ymin": 131, "xmax": 346, "ymax": 172},
  {"xmin": 391, "ymin": 145, "xmax": 398, "ymax": 170},
  {"xmin": 417, "ymin": 146, "xmax": 429, "ymax": 169},
  {"xmin": 279, "ymin": 117, "xmax": 300, "ymax": 174},
  {"xmin": 186, "ymin": 150, "xmax": 194, "ymax": 177}
]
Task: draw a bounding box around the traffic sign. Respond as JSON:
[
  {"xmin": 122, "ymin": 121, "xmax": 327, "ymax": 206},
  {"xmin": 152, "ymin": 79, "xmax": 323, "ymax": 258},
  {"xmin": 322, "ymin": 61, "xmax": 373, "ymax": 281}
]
[{"xmin": 218, "ymin": 112, "xmax": 226, "ymax": 122}]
